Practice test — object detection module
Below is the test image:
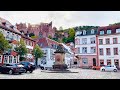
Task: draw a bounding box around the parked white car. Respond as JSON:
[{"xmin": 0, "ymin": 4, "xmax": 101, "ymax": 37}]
[{"xmin": 100, "ymin": 65, "xmax": 118, "ymax": 72}]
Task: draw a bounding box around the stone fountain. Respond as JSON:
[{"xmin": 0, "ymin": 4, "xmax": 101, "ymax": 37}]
[{"xmin": 52, "ymin": 44, "xmax": 68, "ymax": 71}]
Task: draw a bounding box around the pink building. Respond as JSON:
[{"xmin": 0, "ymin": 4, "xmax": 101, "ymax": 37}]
[{"xmin": 97, "ymin": 25, "xmax": 120, "ymax": 69}]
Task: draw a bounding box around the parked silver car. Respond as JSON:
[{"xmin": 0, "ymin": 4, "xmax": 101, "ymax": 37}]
[{"xmin": 100, "ymin": 65, "xmax": 118, "ymax": 72}]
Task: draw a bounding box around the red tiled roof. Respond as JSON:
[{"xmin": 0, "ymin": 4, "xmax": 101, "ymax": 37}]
[
  {"xmin": 0, "ymin": 17, "xmax": 36, "ymax": 42},
  {"xmin": 11, "ymin": 40, "xmax": 18, "ymax": 44},
  {"xmin": 37, "ymin": 37, "xmax": 59, "ymax": 48}
]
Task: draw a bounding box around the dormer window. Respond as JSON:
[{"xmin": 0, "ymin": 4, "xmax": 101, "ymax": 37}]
[
  {"xmin": 83, "ymin": 30, "xmax": 86, "ymax": 35},
  {"xmin": 75, "ymin": 31, "xmax": 82, "ymax": 36},
  {"xmin": 100, "ymin": 30, "xmax": 104, "ymax": 35},
  {"xmin": 10, "ymin": 25, "xmax": 14, "ymax": 29},
  {"xmin": 116, "ymin": 28, "xmax": 120, "ymax": 33},
  {"xmin": 2, "ymin": 22, "xmax": 6, "ymax": 26},
  {"xmin": 91, "ymin": 29, "xmax": 95, "ymax": 34},
  {"xmin": 6, "ymin": 22, "xmax": 10, "ymax": 28},
  {"xmin": 107, "ymin": 30, "xmax": 111, "ymax": 34}
]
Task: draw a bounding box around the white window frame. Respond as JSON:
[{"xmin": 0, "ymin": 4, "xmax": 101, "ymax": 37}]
[
  {"xmin": 82, "ymin": 38, "xmax": 87, "ymax": 44},
  {"xmin": 82, "ymin": 47, "xmax": 87, "ymax": 54},
  {"xmin": 91, "ymin": 47, "xmax": 96, "ymax": 53},
  {"xmin": 4, "ymin": 55, "xmax": 8, "ymax": 63},
  {"xmin": 83, "ymin": 30, "xmax": 86, "ymax": 35},
  {"xmin": 13, "ymin": 56, "xmax": 17, "ymax": 63},
  {"xmin": 82, "ymin": 58, "xmax": 88, "ymax": 64},
  {"xmin": 100, "ymin": 30, "xmax": 104, "ymax": 35},
  {"xmin": 78, "ymin": 47, "xmax": 80, "ymax": 54},
  {"xmin": 90, "ymin": 37, "xmax": 95, "ymax": 44},
  {"xmin": 116, "ymin": 28, "xmax": 120, "ymax": 33},
  {"xmin": 107, "ymin": 30, "xmax": 111, "ymax": 34},
  {"xmin": 0, "ymin": 55, "xmax": 2, "ymax": 63},
  {"xmin": 9, "ymin": 56, "xmax": 13, "ymax": 63},
  {"xmin": 91, "ymin": 29, "xmax": 95, "ymax": 34}
]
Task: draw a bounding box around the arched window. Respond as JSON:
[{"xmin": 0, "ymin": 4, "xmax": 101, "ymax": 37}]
[
  {"xmin": 91, "ymin": 29, "xmax": 95, "ymax": 34},
  {"xmin": 83, "ymin": 30, "xmax": 86, "ymax": 35},
  {"xmin": 39, "ymin": 32, "xmax": 42, "ymax": 38}
]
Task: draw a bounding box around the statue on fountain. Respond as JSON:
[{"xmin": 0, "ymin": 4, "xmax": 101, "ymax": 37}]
[{"xmin": 53, "ymin": 44, "xmax": 67, "ymax": 71}]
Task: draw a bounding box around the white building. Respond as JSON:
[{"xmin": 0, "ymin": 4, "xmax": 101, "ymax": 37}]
[
  {"xmin": 0, "ymin": 17, "xmax": 36, "ymax": 65},
  {"xmin": 61, "ymin": 43, "xmax": 74, "ymax": 68},
  {"xmin": 37, "ymin": 37, "xmax": 59, "ymax": 69},
  {"xmin": 75, "ymin": 28, "xmax": 98, "ymax": 68},
  {"xmin": 0, "ymin": 17, "xmax": 21, "ymax": 64},
  {"xmin": 38, "ymin": 48, "xmax": 56, "ymax": 69}
]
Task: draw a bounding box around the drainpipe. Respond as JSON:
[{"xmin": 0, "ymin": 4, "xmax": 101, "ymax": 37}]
[
  {"xmin": 96, "ymin": 35, "xmax": 99, "ymax": 66},
  {"xmin": 2, "ymin": 54, "xmax": 4, "ymax": 65}
]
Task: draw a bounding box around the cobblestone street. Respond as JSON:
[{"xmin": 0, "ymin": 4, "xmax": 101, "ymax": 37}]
[{"xmin": 0, "ymin": 68, "xmax": 120, "ymax": 79}]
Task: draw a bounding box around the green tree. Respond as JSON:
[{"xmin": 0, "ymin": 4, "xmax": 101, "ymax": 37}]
[
  {"xmin": 48, "ymin": 35, "xmax": 52, "ymax": 39},
  {"xmin": 67, "ymin": 28, "xmax": 75, "ymax": 43},
  {"xmin": 68, "ymin": 28, "xmax": 75, "ymax": 38},
  {"xmin": 15, "ymin": 38, "xmax": 28, "ymax": 61},
  {"xmin": 32, "ymin": 44, "xmax": 44, "ymax": 66},
  {"xmin": 0, "ymin": 32, "xmax": 11, "ymax": 54},
  {"xmin": 31, "ymin": 36, "xmax": 38, "ymax": 39},
  {"xmin": 29, "ymin": 33, "xmax": 35, "ymax": 37},
  {"xmin": 62, "ymin": 37, "xmax": 68, "ymax": 43}
]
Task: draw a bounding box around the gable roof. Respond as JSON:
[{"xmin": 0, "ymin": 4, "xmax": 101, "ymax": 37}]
[{"xmin": 37, "ymin": 37, "xmax": 59, "ymax": 48}]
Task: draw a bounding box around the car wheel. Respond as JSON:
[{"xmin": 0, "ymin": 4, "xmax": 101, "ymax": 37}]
[
  {"xmin": 19, "ymin": 72, "xmax": 22, "ymax": 74},
  {"xmin": 9, "ymin": 70, "xmax": 13, "ymax": 75},
  {"xmin": 25, "ymin": 70, "xmax": 27, "ymax": 73},
  {"xmin": 102, "ymin": 69, "xmax": 105, "ymax": 72},
  {"xmin": 29, "ymin": 70, "xmax": 33, "ymax": 73},
  {"xmin": 41, "ymin": 67, "xmax": 44, "ymax": 70},
  {"xmin": 113, "ymin": 69, "xmax": 117, "ymax": 72}
]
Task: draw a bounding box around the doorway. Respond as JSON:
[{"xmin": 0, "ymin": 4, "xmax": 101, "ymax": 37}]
[{"xmin": 93, "ymin": 58, "xmax": 96, "ymax": 66}]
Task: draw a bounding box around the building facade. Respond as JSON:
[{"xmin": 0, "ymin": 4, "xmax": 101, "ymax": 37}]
[
  {"xmin": 16, "ymin": 22, "xmax": 56, "ymax": 38},
  {"xmin": 37, "ymin": 37, "xmax": 59, "ymax": 67},
  {"xmin": 75, "ymin": 28, "xmax": 98, "ymax": 68},
  {"xmin": 21, "ymin": 35, "xmax": 36, "ymax": 62},
  {"xmin": 0, "ymin": 17, "xmax": 36, "ymax": 65},
  {"xmin": 62, "ymin": 43, "xmax": 74, "ymax": 68},
  {"xmin": 98, "ymin": 25, "xmax": 120, "ymax": 68},
  {"xmin": 0, "ymin": 17, "xmax": 21, "ymax": 65}
]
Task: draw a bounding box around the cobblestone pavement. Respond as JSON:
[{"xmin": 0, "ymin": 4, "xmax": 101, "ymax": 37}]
[{"xmin": 0, "ymin": 68, "xmax": 120, "ymax": 79}]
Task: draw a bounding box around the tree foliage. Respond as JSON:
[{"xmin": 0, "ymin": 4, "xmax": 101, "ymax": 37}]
[
  {"xmin": 32, "ymin": 44, "xmax": 44, "ymax": 66},
  {"xmin": 15, "ymin": 38, "xmax": 28, "ymax": 61},
  {"xmin": 0, "ymin": 32, "xmax": 11, "ymax": 54},
  {"xmin": 31, "ymin": 36, "xmax": 38, "ymax": 39},
  {"xmin": 109, "ymin": 22, "xmax": 120, "ymax": 26},
  {"xmin": 48, "ymin": 35, "xmax": 52, "ymax": 39},
  {"xmin": 29, "ymin": 33, "xmax": 35, "ymax": 37},
  {"xmin": 68, "ymin": 28, "xmax": 75, "ymax": 38}
]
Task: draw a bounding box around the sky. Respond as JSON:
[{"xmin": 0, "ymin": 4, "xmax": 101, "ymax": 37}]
[{"xmin": 0, "ymin": 11, "xmax": 120, "ymax": 29}]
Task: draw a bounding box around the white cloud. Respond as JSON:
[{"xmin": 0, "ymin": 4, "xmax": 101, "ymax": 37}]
[{"xmin": 1, "ymin": 11, "xmax": 120, "ymax": 29}]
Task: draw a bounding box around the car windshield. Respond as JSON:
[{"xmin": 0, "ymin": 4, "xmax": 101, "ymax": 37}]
[
  {"xmin": 29, "ymin": 62, "xmax": 34, "ymax": 65},
  {"xmin": 6, "ymin": 64, "xmax": 17, "ymax": 67}
]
